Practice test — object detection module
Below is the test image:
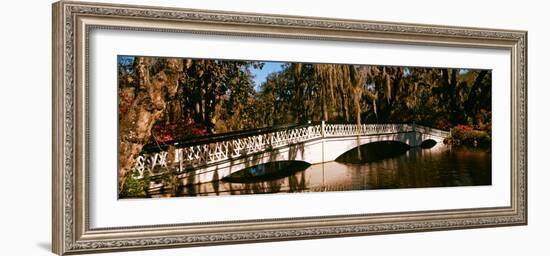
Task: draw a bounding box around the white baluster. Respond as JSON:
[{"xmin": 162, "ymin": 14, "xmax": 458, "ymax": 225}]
[
  {"xmin": 134, "ymin": 155, "xmax": 145, "ymax": 179},
  {"xmin": 158, "ymin": 151, "xmax": 168, "ymax": 168},
  {"xmin": 150, "ymin": 153, "xmax": 159, "ymax": 170}
]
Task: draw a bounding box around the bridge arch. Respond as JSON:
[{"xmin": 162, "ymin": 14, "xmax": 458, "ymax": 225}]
[
  {"xmin": 334, "ymin": 140, "xmax": 411, "ymax": 164},
  {"xmin": 420, "ymin": 139, "xmax": 437, "ymax": 148}
]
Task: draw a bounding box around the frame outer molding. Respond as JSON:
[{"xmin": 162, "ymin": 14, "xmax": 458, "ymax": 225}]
[
  {"xmin": 52, "ymin": 1, "xmax": 65, "ymax": 254},
  {"xmin": 52, "ymin": 1, "xmax": 527, "ymax": 255}
]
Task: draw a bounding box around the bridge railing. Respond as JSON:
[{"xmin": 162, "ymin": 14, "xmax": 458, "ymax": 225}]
[
  {"xmin": 323, "ymin": 123, "xmax": 413, "ymax": 137},
  {"xmin": 414, "ymin": 124, "xmax": 451, "ymax": 138},
  {"xmin": 131, "ymin": 123, "xmax": 447, "ymax": 177},
  {"xmin": 133, "ymin": 124, "xmax": 325, "ymax": 177}
]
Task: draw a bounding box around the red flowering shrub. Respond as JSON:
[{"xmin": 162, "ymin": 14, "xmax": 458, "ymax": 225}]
[
  {"xmin": 450, "ymin": 124, "xmax": 491, "ymax": 148},
  {"xmin": 150, "ymin": 122, "xmax": 211, "ymax": 144},
  {"xmin": 191, "ymin": 126, "xmax": 209, "ymax": 136}
]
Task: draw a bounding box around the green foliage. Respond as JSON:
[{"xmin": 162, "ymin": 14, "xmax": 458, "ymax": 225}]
[
  {"xmin": 250, "ymin": 65, "xmax": 491, "ymax": 133},
  {"xmin": 119, "ymin": 170, "xmax": 150, "ymax": 198},
  {"xmin": 118, "ymin": 57, "xmax": 492, "ymax": 142},
  {"xmin": 450, "ymin": 125, "xmax": 491, "ymax": 148}
]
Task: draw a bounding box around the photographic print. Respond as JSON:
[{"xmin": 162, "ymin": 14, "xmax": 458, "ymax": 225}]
[
  {"xmin": 53, "ymin": 2, "xmax": 526, "ymax": 253},
  {"xmin": 117, "ymin": 56, "xmax": 492, "ymax": 199}
]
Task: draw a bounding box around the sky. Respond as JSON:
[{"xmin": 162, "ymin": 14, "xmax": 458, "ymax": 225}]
[
  {"xmin": 250, "ymin": 62, "xmax": 284, "ymax": 90},
  {"xmin": 118, "ymin": 55, "xmax": 134, "ymax": 65}
]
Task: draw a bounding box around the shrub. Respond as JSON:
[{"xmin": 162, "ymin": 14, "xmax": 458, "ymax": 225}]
[
  {"xmin": 450, "ymin": 125, "xmax": 491, "ymax": 148},
  {"xmin": 119, "ymin": 170, "xmax": 150, "ymax": 198}
]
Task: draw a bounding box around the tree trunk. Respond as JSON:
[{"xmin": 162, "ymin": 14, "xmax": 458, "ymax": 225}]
[
  {"xmin": 464, "ymin": 70, "xmax": 489, "ymax": 116},
  {"xmin": 118, "ymin": 57, "xmax": 184, "ymax": 193},
  {"xmin": 321, "ymin": 83, "xmax": 329, "ymax": 121},
  {"xmin": 340, "ymin": 90, "xmax": 349, "ymax": 122},
  {"xmin": 448, "ymin": 69, "xmax": 458, "ymax": 124}
]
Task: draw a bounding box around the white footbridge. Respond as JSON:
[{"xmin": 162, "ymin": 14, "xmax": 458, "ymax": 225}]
[{"xmin": 133, "ymin": 122, "xmax": 450, "ymax": 185}]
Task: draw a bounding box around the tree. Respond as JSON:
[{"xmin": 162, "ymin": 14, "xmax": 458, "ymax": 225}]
[{"xmin": 118, "ymin": 57, "xmax": 186, "ymax": 191}]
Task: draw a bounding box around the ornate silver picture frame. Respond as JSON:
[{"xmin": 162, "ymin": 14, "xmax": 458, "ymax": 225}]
[{"xmin": 52, "ymin": 1, "xmax": 527, "ymax": 255}]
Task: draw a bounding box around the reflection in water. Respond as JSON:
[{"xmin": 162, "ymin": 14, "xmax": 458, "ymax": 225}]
[
  {"xmin": 222, "ymin": 160, "xmax": 311, "ymax": 183},
  {"xmin": 420, "ymin": 139, "xmax": 437, "ymax": 149},
  {"xmin": 336, "ymin": 141, "xmax": 410, "ymax": 164},
  {"xmin": 176, "ymin": 146, "xmax": 491, "ymax": 197}
]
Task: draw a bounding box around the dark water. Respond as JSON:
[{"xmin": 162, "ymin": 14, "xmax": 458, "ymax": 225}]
[
  {"xmin": 221, "ymin": 160, "xmax": 311, "ymax": 183},
  {"xmin": 335, "ymin": 141, "xmax": 411, "ymax": 164},
  {"xmin": 176, "ymin": 145, "xmax": 491, "ymax": 197}
]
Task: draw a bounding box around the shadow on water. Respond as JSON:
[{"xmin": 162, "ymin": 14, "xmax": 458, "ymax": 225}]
[
  {"xmin": 335, "ymin": 141, "xmax": 411, "ymax": 164},
  {"xmin": 222, "ymin": 160, "xmax": 311, "ymax": 183},
  {"xmin": 420, "ymin": 139, "xmax": 437, "ymax": 148},
  {"xmin": 212, "ymin": 168, "xmax": 220, "ymax": 195}
]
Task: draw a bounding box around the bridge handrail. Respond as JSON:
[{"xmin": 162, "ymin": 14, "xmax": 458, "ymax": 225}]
[
  {"xmin": 324, "ymin": 123, "xmax": 414, "ymax": 137},
  {"xmin": 414, "ymin": 124, "xmax": 451, "ymax": 138},
  {"xmin": 142, "ymin": 123, "xmax": 313, "ymax": 153}
]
